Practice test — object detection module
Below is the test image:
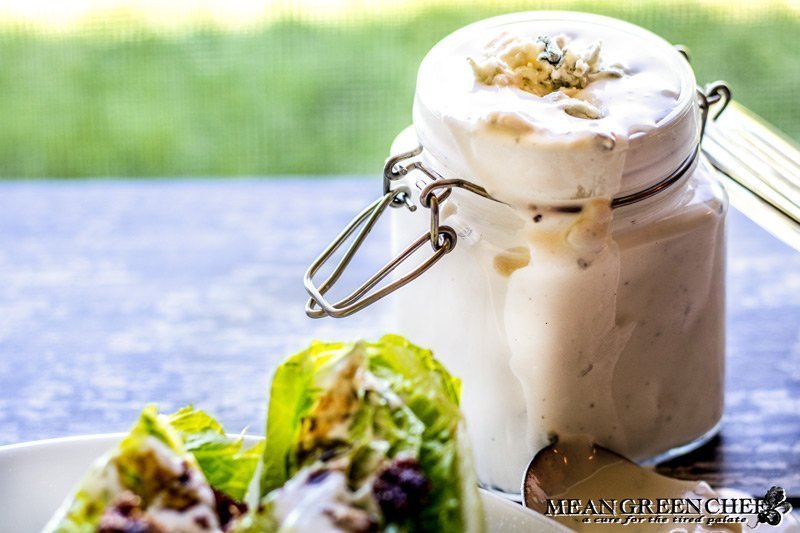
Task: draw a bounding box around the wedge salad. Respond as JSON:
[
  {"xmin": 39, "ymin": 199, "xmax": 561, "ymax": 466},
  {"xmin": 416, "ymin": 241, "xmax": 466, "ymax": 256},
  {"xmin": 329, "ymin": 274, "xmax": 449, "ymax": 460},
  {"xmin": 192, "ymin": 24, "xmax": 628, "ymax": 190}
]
[{"xmin": 44, "ymin": 335, "xmax": 484, "ymax": 532}]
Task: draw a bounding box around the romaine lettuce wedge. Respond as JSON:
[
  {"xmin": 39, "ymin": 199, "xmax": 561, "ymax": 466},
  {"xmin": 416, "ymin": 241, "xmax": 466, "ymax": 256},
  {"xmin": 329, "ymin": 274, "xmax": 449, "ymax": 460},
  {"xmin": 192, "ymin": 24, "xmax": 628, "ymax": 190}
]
[
  {"xmin": 252, "ymin": 334, "xmax": 484, "ymax": 533},
  {"xmin": 45, "ymin": 405, "xmax": 261, "ymax": 533}
]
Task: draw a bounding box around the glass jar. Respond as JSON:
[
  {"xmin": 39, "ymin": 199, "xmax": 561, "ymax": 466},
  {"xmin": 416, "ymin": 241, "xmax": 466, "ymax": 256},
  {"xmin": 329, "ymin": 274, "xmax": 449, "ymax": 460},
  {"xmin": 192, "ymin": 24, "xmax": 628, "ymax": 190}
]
[
  {"xmin": 305, "ymin": 11, "xmax": 730, "ymax": 498},
  {"xmin": 389, "ymin": 136, "xmax": 726, "ymax": 496},
  {"xmin": 390, "ymin": 12, "xmax": 728, "ymax": 496}
]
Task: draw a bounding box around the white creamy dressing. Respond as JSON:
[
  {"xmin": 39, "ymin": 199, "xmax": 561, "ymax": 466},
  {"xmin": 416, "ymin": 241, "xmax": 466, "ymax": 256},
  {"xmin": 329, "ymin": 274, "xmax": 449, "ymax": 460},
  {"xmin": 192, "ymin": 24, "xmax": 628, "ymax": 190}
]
[
  {"xmin": 79, "ymin": 451, "xmax": 125, "ymax": 502},
  {"xmin": 147, "ymin": 505, "xmax": 221, "ymax": 533},
  {"xmin": 81, "ymin": 436, "xmax": 223, "ymax": 533},
  {"xmin": 412, "ymin": 13, "xmax": 693, "ymax": 205},
  {"xmin": 270, "ymin": 467, "xmax": 370, "ymax": 532},
  {"xmin": 303, "ymin": 343, "xmax": 405, "ymax": 445},
  {"xmin": 142, "ymin": 435, "xmax": 190, "ymax": 476},
  {"xmin": 392, "ymin": 12, "xmax": 725, "ymax": 495},
  {"xmin": 135, "ymin": 437, "xmax": 222, "ymax": 533}
]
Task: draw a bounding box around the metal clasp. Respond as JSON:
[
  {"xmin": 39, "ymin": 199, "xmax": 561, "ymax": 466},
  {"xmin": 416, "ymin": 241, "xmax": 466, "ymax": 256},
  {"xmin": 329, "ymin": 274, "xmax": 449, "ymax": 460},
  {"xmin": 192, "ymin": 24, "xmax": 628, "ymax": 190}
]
[
  {"xmin": 679, "ymin": 44, "xmax": 731, "ymax": 141},
  {"xmin": 304, "ymin": 152, "xmax": 462, "ymax": 318},
  {"xmin": 698, "ymin": 81, "xmax": 731, "ymax": 141}
]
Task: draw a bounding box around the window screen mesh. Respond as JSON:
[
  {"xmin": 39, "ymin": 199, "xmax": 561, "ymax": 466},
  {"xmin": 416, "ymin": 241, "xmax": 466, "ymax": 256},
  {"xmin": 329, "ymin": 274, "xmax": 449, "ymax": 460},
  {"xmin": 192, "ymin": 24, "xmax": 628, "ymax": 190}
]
[{"xmin": 1, "ymin": 0, "xmax": 797, "ymax": 177}]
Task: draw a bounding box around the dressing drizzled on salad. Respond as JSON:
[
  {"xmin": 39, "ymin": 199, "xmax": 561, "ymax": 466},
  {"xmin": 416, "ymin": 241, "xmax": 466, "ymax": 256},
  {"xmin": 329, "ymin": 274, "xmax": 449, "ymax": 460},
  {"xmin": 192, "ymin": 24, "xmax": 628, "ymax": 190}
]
[
  {"xmin": 45, "ymin": 335, "xmax": 485, "ymax": 533},
  {"xmin": 44, "ymin": 406, "xmax": 259, "ymax": 533},
  {"xmin": 250, "ymin": 336, "xmax": 483, "ymax": 533}
]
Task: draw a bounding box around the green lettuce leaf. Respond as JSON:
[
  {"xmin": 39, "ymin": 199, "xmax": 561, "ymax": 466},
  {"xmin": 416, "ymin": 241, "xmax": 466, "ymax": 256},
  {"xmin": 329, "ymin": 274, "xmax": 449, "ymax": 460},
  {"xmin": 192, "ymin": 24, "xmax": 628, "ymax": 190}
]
[
  {"xmin": 167, "ymin": 406, "xmax": 263, "ymax": 502},
  {"xmin": 259, "ymin": 334, "xmax": 483, "ymax": 533},
  {"xmin": 367, "ymin": 335, "xmax": 480, "ymax": 533},
  {"xmin": 44, "ymin": 405, "xmax": 185, "ymax": 532},
  {"xmin": 45, "ymin": 405, "xmax": 260, "ymax": 532}
]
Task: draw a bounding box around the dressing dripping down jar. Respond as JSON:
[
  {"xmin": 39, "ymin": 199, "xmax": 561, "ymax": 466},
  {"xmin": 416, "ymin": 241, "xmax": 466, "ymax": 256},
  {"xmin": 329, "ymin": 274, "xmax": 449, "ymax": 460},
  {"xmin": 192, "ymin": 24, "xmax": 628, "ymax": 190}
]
[{"xmin": 305, "ymin": 11, "xmax": 732, "ymax": 497}]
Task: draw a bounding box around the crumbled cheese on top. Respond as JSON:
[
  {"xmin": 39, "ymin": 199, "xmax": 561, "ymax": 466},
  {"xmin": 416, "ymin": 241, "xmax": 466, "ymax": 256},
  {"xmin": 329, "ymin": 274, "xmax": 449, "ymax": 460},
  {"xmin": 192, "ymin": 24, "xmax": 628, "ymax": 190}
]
[{"xmin": 468, "ymin": 33, "xmax": 624, "ymax": 119}]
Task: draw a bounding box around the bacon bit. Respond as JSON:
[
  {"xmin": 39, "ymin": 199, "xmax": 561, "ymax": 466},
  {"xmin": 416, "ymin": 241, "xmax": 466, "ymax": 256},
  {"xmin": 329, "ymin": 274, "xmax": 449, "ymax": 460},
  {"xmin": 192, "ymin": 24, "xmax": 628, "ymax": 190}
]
[
  {"xmin": 212, "ymin": 488, "xmax": 248, "ymax": 529},
  {"xmin": 98, "ymin": 491, "xmax": 164, "ymax": 533}
]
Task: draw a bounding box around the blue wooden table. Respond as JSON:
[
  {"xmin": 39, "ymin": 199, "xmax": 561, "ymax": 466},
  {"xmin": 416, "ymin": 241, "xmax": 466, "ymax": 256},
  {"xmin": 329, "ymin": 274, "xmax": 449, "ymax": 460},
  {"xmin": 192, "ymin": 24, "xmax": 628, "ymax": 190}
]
[{"xmin": 0, "ymin": 178, "xmax": 798, "ymax": 498}]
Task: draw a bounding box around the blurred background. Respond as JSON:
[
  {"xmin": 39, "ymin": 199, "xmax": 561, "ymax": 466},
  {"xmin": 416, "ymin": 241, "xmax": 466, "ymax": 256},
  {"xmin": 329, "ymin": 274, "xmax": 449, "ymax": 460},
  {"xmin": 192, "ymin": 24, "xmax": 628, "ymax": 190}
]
[{"xmin": 1, "ymin": 0, "xmax": 798, "ymax": 178}]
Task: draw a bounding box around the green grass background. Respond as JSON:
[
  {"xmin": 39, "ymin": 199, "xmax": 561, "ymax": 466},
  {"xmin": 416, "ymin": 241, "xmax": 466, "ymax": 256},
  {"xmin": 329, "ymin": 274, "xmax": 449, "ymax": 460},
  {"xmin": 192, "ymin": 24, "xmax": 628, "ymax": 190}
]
[{"xmin": 1, "ymin": 1, "xmax": 798, "ymax": 177}]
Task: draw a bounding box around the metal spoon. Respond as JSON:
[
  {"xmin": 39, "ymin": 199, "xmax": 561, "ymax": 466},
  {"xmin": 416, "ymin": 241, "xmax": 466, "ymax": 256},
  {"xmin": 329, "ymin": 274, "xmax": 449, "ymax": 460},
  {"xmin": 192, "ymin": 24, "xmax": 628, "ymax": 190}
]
[
  {"xmin": 522, "ymin": 437, "xmax": 799, "ymax": 532},
  {"xmin": 522, "ymin": 436, "xmax": 643, "ymax": 515}
]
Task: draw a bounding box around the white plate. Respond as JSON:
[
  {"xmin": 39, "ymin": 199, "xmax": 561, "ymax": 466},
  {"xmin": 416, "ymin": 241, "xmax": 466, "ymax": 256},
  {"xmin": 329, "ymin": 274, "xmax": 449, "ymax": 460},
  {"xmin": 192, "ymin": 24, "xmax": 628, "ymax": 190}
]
[{"xmin": 0, "ymin": 434, "xmax": 566, "ymax": 532}]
